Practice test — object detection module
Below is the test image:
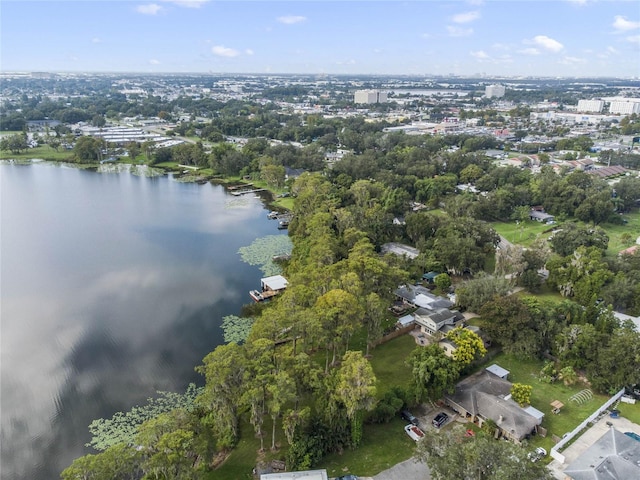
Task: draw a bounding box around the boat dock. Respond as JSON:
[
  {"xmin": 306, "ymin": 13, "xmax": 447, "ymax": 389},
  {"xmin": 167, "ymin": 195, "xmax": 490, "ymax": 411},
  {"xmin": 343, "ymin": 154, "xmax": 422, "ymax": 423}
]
[{"xmin": 230, "ymin": 188, "xmax": 266, "ymax": 196}]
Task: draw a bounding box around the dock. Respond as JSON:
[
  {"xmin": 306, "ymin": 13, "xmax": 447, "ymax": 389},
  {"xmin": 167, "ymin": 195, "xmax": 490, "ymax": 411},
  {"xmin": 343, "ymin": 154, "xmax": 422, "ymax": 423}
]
[{"xmin": 230, "ymin": 188, "xmax": 266, "ymax": 196}]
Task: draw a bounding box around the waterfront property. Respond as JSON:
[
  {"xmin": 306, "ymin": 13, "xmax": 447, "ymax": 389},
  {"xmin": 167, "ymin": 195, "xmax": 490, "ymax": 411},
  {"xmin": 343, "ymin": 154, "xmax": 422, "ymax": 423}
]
[{"xmin": 250, "ymin": 275, "xmax": 289, "ymax": 302}]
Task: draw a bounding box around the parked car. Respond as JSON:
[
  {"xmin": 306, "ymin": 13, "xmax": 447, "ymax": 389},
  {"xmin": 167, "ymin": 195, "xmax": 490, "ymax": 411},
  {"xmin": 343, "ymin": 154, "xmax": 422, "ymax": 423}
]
[
  {"xmin": 432, "ymin": 412, "xmax": 449, "ymax": 428},
  {"xmin": 401, "ymin": 409, "xmax": 419, "ymax": 426},
  {"xmin": 404, "ymin": 424, "xmax": 425, "ymax": 441},
  {"xmin": 527, "ymin": 447, "xmax": 547, "ymax": 462},
  {"xmin": 336, "ymin": 475, "xmax": 358, "ymax": 480}
]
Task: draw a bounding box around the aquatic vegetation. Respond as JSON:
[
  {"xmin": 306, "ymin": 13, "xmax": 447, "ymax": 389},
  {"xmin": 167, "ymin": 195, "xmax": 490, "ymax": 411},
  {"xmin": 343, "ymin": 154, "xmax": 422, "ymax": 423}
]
[
  {"xmin": 86, "ymin": 383, "xmax": 202, "ymax": 451},
  {"xmin": 221, "ymin": 315, "xmax": 255, "ymax": 344},
  {"xmin": 238, "ymin": 234, "xmax": 293, "ymax": 276}
]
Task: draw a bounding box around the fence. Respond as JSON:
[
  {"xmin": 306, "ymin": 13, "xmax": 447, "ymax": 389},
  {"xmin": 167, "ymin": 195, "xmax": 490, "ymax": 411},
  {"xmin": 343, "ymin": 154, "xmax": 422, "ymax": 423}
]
[
  {"xmin": 549, "ymin": 387, "xmax": 626, "ymax": 464},
  {"xmin": 371, "ymin": 324, "xmax": 416, "ymax": 347}
]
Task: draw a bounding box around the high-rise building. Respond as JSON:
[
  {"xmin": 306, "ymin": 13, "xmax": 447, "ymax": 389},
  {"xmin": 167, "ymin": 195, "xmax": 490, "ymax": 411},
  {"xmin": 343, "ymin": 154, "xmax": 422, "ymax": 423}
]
[
  {"xmin": 577, "ymin": 99, "xmax": 605, "ymax": 113},
  {"xmin": 354, "ymin": 90, "xmax": 388, "ymax": 104},
  {"xmin": 609, "ymin": 100, "xmax": 640, "ymax": 115},
  {"xmin": 485, "ymin": 84, "xmax": 506, "ymax": 98}
]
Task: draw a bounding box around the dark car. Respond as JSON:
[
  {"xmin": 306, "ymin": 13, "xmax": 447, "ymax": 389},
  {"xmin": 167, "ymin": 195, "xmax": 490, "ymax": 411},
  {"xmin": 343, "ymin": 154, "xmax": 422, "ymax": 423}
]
[
  {"xmin": 336, "ymin": 475, "xmax": 358, "ymax": 480},
  {"xmin": 401, "ymin": 409, "xmax": 419, "ymax": 426},
  {"xmin": 432, "ymin": 412, "xmax": 449, "ymax": 428}
]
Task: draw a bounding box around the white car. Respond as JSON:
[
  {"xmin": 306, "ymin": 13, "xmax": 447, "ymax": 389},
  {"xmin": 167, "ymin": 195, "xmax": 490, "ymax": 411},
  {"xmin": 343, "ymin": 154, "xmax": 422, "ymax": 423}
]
[{"xmin": 404, "ymin": 424, "xmax": 425, "ymax": 441}]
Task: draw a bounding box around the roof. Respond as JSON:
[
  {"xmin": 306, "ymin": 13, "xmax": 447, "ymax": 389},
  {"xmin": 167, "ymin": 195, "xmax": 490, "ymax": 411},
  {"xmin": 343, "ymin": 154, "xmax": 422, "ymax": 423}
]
[
  {"xmin": 261, "ymin": 470, "xmax": 329, "ymax": 480},
  {"xmin": 565, "ymin": 428, "xmax": 640, "ymax": 480},
  {"xmin": 447, "ymin": 370, "xmax": 512, "ymax": 415},
  {"xmin": 381, "ymin": 242, "xmax": 420, "ymax": 259},
  {"xmin": 588, "ymin": 165, "xmax": 628, "ymax": 178},
  {"xmin": 530, "ymin": 210, "xmax": 555, "ymax": 220},
  {"xmin": 475, "ymin": 392, "xmax": 539, "ymax": 440},
  {"xmin": 486, "ymin": 364, "xmax": 510, "ymax": 378},
  {"xmin": 261, "ymin": 275, "xmax": 288, "ymax": 291},
  {"xmin": 397, "ymin": 314, "xmax": 415, "ymax": 327},
  {"xmin": 619, "ymin": 245, "xmax": 639, "ymax": 256}
]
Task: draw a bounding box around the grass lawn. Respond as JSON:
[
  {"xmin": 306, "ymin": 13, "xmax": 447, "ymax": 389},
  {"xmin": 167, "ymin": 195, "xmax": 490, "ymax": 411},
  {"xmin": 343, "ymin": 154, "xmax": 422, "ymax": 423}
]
[
  {"xmin": 0, "ymin": 145, "xmax": 74, "ymax": 161},
  {"xmin": 600, "ymin": 210, "xmax": 640, "ymax": 255},
  {"xmin": 206, "ymin": 416, "xmax": 288, "ymax": 480},
  {"xmin": 617, "ymin": 402, "xmax": 640, "ymax": 425},
  {"xmin": 319, "ymin": 418, "xmax": 416, "ymax": 477},
  {"xmin": 480, "ymin": 353, "xmax": 610, "ymax": 453},
  {"xmin": 491, "ymin": 220, "xmax": 554, "ymax": 247},
  {"xmin": 368, "ymin": 334, "xmax": 416, "ymax": 397}
]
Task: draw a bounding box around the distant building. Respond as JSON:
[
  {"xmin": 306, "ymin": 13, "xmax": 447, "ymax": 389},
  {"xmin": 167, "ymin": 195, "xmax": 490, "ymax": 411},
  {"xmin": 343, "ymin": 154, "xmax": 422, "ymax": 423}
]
[
  {"xmin": 485, "ymin": 84, "xmax": 505, "ymax": 98},
  {"xmin": 577, "ymin": 99, "xmax": 605, "ymax": 113},
  {"xmin": 609, "ymin": 99, "xmax": 640, "ymax": 115},
  {"xmin": 354, "ymin": 89, "xmax": 388, "ymax": 104}
]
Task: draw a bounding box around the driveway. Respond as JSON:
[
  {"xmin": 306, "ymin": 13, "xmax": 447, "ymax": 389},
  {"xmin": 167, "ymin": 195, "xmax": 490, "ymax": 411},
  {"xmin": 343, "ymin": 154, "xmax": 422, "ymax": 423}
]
[{"xmin": 372, "ymin": 457, "xmax": 430, "ymax": 480}]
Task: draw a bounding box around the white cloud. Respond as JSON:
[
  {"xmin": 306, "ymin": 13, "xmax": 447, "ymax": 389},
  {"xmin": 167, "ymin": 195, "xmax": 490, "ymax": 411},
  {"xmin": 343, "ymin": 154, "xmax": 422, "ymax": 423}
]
[
  {"xmin": 149, "ymin": 59, "xmax": 161, "ymax": 65},
  {"xmin": 447, "ymin": 26, "xmax": 473, "ymax": 37},
  {"xmin": 467, "ymin": 0, "xmax": 485, "ymax": 6},
  {"xmin": 559, "ymin": 56, "xmax": 586, "ymax": 64},
  {"xmin": 612, "ymin": 16, "xmax": 640, "ymax": 32},
  {"xmin": 421, "ymin": 33, "xmax": 432, "ymax": 39},
  {"xmin": 529, "ymin": 35, "xmax": 564, "ymax": 52},
  {"xmin": 627, "ymin": 35, "xmax": 640, "ymax": 45},
  {"xmin": 520, "ymin": 47, "xmax": 541, "ymax": 56},
  {"xmin": 91, "ymin": 37, "xmax": 102, "ymax": 44},
  {"xmin": 136, "ymin": 4, "xmax": 163, "ymax": 15},
  {"xmin": 211, "ymin": 45, "xmax": 240, "ymax": 57},
  {"xmin": 452, "ymin": 11, "xmax": 480, "ymax": 24},
  {"xmin": 161, "ymin": 0, "xmax": 209, "ymax": 8},
  {"xmin": 277, "ymin": 15, "xmax": 306, "ymax": 25},
  {"xmin": 245, "ymin": 49, "xmax": 254, "ymax": 56},
  {"xmin": 470, "ymin": 50, "xmax": 489, "ymax": 59},
  {"xmin": 566, "ymin": 0, "xmax": 588, "ymax": 6},
  {"xmin": 336, "ymin": 59, "xmax": 356, "ymax": 65}
]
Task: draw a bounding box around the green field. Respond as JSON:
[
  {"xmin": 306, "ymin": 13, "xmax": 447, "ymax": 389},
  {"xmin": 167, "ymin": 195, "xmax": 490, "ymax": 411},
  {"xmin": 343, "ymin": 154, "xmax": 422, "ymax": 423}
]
[
  {"xmin": 0, "ymin": 145, "xmax": 74, "ymax": 161},
  {"xmin": 600, "ymin": 210, "xmax": 640, "ymax": 255},
  {"xmin": 491, "ymin": 220, "xmax": 555, "ymax": 247}
]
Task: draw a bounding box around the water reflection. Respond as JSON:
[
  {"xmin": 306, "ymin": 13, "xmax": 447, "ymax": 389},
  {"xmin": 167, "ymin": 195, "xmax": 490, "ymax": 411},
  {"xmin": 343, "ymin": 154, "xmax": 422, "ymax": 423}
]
[{"xmin": 0, "ymin": 164, "xmax": 282, "ymax": 479}]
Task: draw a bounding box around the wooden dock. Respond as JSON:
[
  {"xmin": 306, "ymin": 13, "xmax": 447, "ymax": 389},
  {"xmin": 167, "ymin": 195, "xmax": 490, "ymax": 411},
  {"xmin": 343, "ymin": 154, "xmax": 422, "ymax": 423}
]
[{"xmin": 230, "ymin": 188, "xmax": 266, "ymax": 196}]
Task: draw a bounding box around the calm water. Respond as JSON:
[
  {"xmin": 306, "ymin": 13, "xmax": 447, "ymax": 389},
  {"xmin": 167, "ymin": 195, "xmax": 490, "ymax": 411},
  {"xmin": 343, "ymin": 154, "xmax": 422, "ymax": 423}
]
[{"xmin": 0, "ymin": 163, "xmax": 284, "ymax": 480}]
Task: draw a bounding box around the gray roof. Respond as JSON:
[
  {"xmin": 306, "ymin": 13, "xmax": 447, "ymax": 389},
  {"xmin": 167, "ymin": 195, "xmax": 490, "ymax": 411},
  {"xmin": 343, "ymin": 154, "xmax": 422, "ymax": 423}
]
[
  {"xmin": 446, "ymin": 370, "xmax": 538, "ymax": 441},
  {"xmin": 565, "ymin": 428, "xmax": 640, "ymax": 480}
]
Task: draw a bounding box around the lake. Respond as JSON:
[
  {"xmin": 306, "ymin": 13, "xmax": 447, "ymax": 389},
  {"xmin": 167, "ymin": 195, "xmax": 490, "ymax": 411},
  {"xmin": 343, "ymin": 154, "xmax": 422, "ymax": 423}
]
[{"xmin": 0, "ymin": 162, "xmax": 286, "ymax": 479}]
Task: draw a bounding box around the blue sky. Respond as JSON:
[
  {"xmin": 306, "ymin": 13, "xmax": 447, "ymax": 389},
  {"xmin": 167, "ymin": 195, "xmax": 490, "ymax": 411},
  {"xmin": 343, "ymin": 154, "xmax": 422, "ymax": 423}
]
[{"xmin": 1, "ymin": 0, "xmax": 639, "ymax": 77}]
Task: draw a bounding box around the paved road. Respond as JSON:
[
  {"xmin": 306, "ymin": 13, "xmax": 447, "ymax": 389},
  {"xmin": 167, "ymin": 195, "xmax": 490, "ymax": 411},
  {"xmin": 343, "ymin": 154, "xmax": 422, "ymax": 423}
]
[{"xmin": 371, "ymin": 457, "xmax": 430, "ymax": 480}]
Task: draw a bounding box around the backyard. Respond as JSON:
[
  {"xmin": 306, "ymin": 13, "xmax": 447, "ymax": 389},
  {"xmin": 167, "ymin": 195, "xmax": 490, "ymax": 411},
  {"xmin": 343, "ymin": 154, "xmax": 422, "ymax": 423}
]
[{"xmin": 478, "ymin": 353, "xmax": 613, "ymax": 454}]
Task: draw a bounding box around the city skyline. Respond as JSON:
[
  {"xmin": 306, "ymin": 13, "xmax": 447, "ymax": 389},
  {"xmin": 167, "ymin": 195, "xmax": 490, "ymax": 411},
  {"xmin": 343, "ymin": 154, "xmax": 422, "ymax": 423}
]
[{"xmin": 1, "ymin": 0, "xmax": 639, "ymax": 78}]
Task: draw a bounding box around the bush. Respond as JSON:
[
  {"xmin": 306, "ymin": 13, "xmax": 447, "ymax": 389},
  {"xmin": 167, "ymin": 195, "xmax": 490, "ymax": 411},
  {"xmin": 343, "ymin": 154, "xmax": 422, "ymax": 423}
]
[{"xmin": 368, "ymin": 389, "xmax": 405, "ymax": 424}]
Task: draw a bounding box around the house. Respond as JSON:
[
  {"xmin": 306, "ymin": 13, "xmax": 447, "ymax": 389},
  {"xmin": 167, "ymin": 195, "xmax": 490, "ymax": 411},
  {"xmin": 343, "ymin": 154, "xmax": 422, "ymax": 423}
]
[
  {"xmin": 564, "ymin": 428, "xmax": 640, "ymax": 480},
  {"xmin": 261, "ymin": 470, "xmax": 329, "ymax": 480},
  {"xmin": 414, "ymin": 308, "xmax": 465, "ymax": 336},
  {"xmin": 261, "ymin": 275, "xmax": 288, "ymax": 293},
  {"xmin": 421, "ymin": 271, "xmax": 439, "ymax": 284},
  {"xmin": 529, "ymin": 209, "xmax": 555, "ymax": 224},
  {"xmin": 381, "ymin": 242, "xmax": 420, "ymax": 260},
  {"xmin": 394, "ymin": 284, "xmax": 454, "ymax": 310},
  {"xmin": 444, "ymin": 369, "xmax": 541, "ymax": 443}
]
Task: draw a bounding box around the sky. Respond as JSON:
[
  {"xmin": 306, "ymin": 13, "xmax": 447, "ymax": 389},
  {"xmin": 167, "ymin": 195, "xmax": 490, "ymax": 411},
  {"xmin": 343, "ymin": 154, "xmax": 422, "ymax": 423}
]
[{"xmin": 1, "ymin": 0, "xmax": 639, "ymax": 78}]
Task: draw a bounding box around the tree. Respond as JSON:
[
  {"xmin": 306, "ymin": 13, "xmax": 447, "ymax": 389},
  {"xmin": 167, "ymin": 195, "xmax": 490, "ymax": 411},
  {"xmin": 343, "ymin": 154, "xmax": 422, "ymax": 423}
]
[
  {"xmin": 550, "ymin": 223, "xmax": 608, "ymax": 257},
  {"xmin": 74, "ymin": 136, "xmax": 104, "ymax": 162},
  {"xmin": 335, "ymin": 351, "xmax": 377, "ymax": 447},
  {"xmin": 417, "ymin": 424, "xmax": 553, "ymax": 480},
  {"xmin": 266, "ymin": 371, "xmax": 296, "ymax": 451},
  {"xmin": 0, "ymin": 133, "xmax": 29, "ymax": 154},
  {"xmin": 61, "ymin": 443, "xmax": 142, "ymax": 480},
  {"xmin": 510, "ymin": 383, "xmax": 532, "ymax": 406},
  {"xmin": 455, "ymin": 274, "xmax": 511, "ymax": 313},
  {"xmin": 559, "ymin": 366, "xmax": 578, "ymax": 386},
  {"xmin": 434, "ymin": 273, "xmax": 451, "ymax": 292},
  {"xmin": 444, "ymin": 327, "xmax": 487, "ymax": 367},
  {"xmin": 195, "ymin": 343, "xmax": 245, "ymax": 449},
  {"xmin": 406, "ymin": 344, "xmax": 460, "ymax": 403},
  {"xmin": 587, "ymin": 326, "xmax": 640, "ymax": 394}
]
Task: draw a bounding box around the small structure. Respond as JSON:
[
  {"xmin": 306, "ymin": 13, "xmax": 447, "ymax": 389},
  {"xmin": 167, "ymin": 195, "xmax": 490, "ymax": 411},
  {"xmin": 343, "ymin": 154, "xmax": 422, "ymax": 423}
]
[
  {"xmin": 486, "ymin": 364, "xmax": 510, "ymax": 380},
  {"xmin": 550, "ymin": 400, "xmax": 564, "ymax": 415},
  {"xmin": 397, "ymin": 314, "xmax": 415, "ymax": 328},
  {"xmin": 564, "ymin": 428, "xmax": 640, "ymax": 480},
  {"xmin": 529, "ymin": 209, "xmax": 555, "ymax": 224},
  {"xmin": 422, "ymin": 271, "xmax": 440, "ymax": 284},
  {"xmin": 381, "ymin": 242, "xmax": 420, "ymax": 260},
  {"xmin": 250, "ymin": 275, "xmax": 289, "ymax": 302}
]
